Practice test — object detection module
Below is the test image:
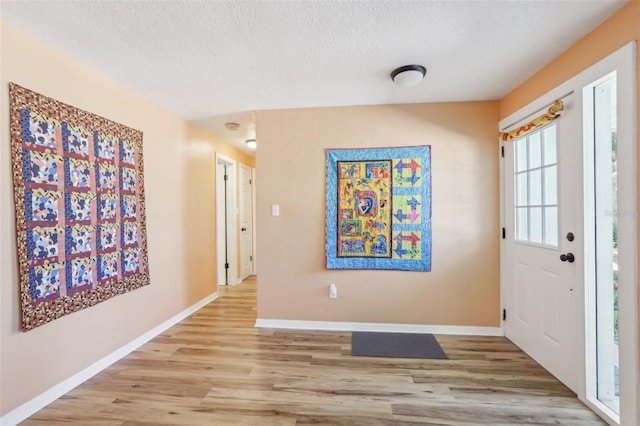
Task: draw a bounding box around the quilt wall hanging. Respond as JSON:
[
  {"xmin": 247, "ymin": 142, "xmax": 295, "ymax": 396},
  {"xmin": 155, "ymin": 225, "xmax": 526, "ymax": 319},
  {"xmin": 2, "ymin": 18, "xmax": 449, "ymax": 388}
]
[
  {"xmin": 326, "ymin": 145, "xmax": 431, "ymax": 271},
  {"xmin": 9, "ymin": 83, "xmax": 150, "ymax": 331}
]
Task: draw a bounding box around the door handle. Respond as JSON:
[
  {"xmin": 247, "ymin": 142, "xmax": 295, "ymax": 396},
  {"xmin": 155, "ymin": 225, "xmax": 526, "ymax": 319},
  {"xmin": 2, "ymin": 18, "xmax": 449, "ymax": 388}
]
[
  {"xmin": 241, "ymin": 227, "xmax": 247, "ymax": 231},
  {"xmin": 560, "ymin": 253, "xmax": 575, "ymax": 263}
]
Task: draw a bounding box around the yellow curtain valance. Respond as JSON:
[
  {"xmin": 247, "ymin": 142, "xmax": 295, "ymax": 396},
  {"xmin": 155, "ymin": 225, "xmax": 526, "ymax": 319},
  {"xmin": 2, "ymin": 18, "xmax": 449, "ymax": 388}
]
[{"xmin": 500, "ymin": 100, "xmax": 564, "ymax": 142}]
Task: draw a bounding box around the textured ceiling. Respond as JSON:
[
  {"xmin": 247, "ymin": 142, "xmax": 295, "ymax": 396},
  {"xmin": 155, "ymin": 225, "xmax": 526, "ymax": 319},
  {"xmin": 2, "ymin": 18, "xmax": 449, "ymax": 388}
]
[{"xmin": 0, "ymin": 0, "xmax": 627, "ymax": 153}]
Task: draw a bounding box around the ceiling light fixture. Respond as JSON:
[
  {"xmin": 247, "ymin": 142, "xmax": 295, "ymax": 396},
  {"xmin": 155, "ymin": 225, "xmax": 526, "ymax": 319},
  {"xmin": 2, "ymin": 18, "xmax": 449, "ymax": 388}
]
[
  {"xmin": 225, "ymin": 122, "xmax": 240, "ymax": 131},
  {"xmin": 246, "ymin": 139, "xmax": 256, "ymax": 149},
  {"xmin": 390, "ymin": 65, "xmax": 427, "ymax": 87}
]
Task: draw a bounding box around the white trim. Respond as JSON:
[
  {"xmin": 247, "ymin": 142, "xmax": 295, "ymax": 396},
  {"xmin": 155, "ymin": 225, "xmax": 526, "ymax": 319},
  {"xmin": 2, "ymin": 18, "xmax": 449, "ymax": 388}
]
[
  {"xmin": 239, "ymin": 163, "xmax": 254, "ymax": 281},
  {"xmin": 231, "ymin": 277, "xmax": 243, "ymax": 286},
  {"xmin": 251, "ymin": 167, "xmax": 257, "ymax": 276},
  {"xmin": 255, "ymin": 319, "xmax": 503, "ymax": 336},
  {"xmin": 215, "ymin": 156, "xmax": 227, "ymax": 286},
  {"xmin": 0, "ymin": 292, "xmax": 218, "ymax": 426},
  {"xmin": 586, "ymin": 399, "xmax": 621, "ymax": 426},
  {"xmin": 215, "ymin": 153, "xmax": 238, "ymax": 286},
  {"xmin": 609, "ymin": 41, "xmax": 638, "ymax": 426},
  {"xmin": 499, "ymin": 140, "xmax": 506, "ymax": 331}
]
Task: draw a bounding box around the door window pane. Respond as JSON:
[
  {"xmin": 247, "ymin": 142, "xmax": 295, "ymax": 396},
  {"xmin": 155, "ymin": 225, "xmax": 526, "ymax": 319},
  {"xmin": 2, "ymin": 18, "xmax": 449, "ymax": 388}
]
[
  {"xmin": 515, "ymin": 138, "xmax": 528, "ymax": 172},
  {"xmin": 529, "ymin": 169, "xmax": 542, "ymax": 205},
  {"xmin": 543, "ymin": 126, "xmax": 557, "ymax": 165},
  {"xmin": 544, "ymin": 207, "xmax": 558, "ymax": 246},
  {"xmin": 544, "ymin": 166, "xmax": 558, "ymax": 205},
  {"xmin": 516, "ymin": 173, "xmax": 528, "ymax": 206},
  {"xmin": 512, "ymin": 124, "xmax": 558, "ymax": 247},
  {"xmin": 516, "ymin": 207, "xmax": 528, "ymax": 241},
  {"xmin": 592, "ymin": 75, "xmax": 619, "ymax": 414},
  {"xmin": 529, "ymin": 207, "xmax": 543, "ymax": 244},
  {"xmin": 529, "ymin": 132, "xmax": 542, "ymax": 169}
]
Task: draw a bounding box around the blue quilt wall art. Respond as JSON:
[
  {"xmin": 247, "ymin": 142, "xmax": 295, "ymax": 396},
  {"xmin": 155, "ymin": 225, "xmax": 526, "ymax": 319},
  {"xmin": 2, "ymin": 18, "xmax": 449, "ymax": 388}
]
[{"xmin": 326, "ymin": 145, "xmax": 431, "ymax": 271}]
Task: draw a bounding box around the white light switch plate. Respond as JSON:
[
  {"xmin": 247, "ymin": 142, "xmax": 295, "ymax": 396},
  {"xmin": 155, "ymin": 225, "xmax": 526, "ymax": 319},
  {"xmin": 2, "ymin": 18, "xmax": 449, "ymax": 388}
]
[{"xmin": 272, "ymin": 204, "xmax": 280, "ymax": 216}]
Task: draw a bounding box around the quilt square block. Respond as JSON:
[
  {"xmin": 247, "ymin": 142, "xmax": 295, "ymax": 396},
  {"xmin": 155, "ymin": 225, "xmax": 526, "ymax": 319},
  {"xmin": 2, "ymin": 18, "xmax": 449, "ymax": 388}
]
[
  {"xmin": 97, "ymin": 194, "xmax": 118, "ymax": 220},
  {"xmin": 21, "ymin": 110, "xmax": 59, "ymax": 149},
  {"xmin": 68, "ymin": 256, "xmax": 97, "ymax": 291},
  {"xmin": 122, "ymin": 221, "xmax": 138, "ymax": 247},
  {"xmin": 62, "ymin": 123, "xmax": 92, "ymax": 157},
  {"xmin": 120, "ymin": 167, "xmax": 137, "ymax": 193},
  {"xmin": 120, "ymin": 139, "xmax": 137, "ymax": 166},
  {"xmin": 23, "ymin": 150, "xmax": 62, "ymax": 187},
  {"xmin": 66, "ymin": 224, "xmax": 95, "ymax": 256},
  {"xmin": 27, "ymin": 188, "xmax": 63, "ymax": 223},
  {"xmin": 97, "ymin": 223, "xmax": 119, "ymax": 251},
  {"xmin": 122, "ymin": 247, "xmax": 141, "ymax": 276},
  {"xmin": 65, "ymin": 157, "xmax": 92, "ymax": 188},
  {"xmin": 97, "ymin": 162, "xmax": 118, "ymax": 190},
  {"xmin": 29, "ymin": 262, "xmax": 65, "ymax": 303},
  {"xmin": 28, "ymin": 226, "xmax": 64, "ymax": 261},
  {"xmin": 98, "ymin": 252, "xmax": 120, "ymax": 282},
  {"xmin": 96, "ymin": 133, "xmax": 118, "ymax": 160},
  {"xmin": 66, "ymin": 191, "xmax": 96, "ymax": 222}
]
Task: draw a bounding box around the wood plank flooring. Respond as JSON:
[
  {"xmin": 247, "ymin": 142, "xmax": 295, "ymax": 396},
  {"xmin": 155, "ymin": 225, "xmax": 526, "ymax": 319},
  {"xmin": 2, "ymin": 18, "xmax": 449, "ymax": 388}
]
[{"xmin": 22, "ymin": 276, "xmax": 604, "ymax": 425}]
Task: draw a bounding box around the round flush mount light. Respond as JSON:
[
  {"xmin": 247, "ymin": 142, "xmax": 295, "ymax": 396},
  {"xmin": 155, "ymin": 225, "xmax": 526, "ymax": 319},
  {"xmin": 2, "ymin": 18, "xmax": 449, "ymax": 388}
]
[
  {"xmin": 225, "ymin": 122, "xmax": 240, "ymax": 131},
  {"xmin": 246, "ymin": 139, "xmax": 256, "ymax": 149},
  {"xmin": 390, "ymin": 65, "xmax": 427, "ymax": 87}
]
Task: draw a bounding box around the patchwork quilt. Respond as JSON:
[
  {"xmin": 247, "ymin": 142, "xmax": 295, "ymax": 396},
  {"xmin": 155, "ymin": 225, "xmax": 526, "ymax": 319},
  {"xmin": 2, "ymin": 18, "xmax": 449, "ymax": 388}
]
[
  {"xmin": 326, "ymin": 146, "xmax": 431, "ymax": 271},
  {"xmin": 9, "ymin": 83, "xmax": 150, "ymax": 331}
]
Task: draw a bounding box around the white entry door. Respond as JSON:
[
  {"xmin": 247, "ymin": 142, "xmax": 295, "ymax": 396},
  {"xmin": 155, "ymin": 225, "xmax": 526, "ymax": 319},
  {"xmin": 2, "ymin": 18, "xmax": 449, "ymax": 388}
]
[
  {"xmin": 503, "ymin": 43, "xmax": 637, "ymax": 423},
  {"xmin": 503, "ymin": 94, "xmax": 582, "ymax": 392},
  {"xmin": 239, "ymin": 164, "xmax": 254, "ymax": 280}
]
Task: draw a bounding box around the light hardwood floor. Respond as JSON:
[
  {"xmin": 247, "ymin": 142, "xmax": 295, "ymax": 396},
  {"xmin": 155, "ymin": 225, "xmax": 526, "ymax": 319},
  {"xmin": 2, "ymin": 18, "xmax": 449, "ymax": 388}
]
[{"xmin": 23, "ymin": 276, "xmax": 604, "ymax": 425}]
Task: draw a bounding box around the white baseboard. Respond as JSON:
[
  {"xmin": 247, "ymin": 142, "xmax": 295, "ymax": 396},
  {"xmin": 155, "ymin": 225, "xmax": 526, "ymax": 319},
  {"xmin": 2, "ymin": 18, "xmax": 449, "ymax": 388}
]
[
  {"xmin": 254, "ymin": 319, "xmax": 503, "ymax": 336},
  {"xmin": 0, "ymin": 292, "xmax": 218, "ymax": 426}
]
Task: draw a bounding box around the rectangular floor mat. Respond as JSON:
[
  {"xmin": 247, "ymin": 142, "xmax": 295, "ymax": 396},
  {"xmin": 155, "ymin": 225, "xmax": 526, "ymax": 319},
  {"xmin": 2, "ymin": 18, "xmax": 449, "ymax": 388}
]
[{"xmin": 351, "ymin": 332, "xmax": 448, "ymax": 359}]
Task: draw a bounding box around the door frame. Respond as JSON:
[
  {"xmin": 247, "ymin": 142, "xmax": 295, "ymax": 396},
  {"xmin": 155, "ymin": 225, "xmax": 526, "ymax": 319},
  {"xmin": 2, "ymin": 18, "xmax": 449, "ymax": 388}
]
[
  {"xmin": 499, "ymin": 42, "xmax": 638, "ymax": 425},
  {"xmin": 216, "ymin": 153, "xmax": 239, "ymax": 286},
  {"xmin": 252, "ymin": 167, "xmax": 257, "ymax": 276},
  {"xmin": 239, "ymin": 163, "xmax": 254, "ymax": 280},
  {"xmin": 582, "ymin": 42, "xmax": 638, "ymax": 425}
]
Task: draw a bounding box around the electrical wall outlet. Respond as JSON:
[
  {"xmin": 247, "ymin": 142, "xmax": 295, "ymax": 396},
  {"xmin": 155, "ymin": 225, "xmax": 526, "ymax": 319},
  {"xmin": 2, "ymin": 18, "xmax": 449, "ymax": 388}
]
[{"xmin": 329, "ymin": 283, "xmax": 337, "ymax": 299}]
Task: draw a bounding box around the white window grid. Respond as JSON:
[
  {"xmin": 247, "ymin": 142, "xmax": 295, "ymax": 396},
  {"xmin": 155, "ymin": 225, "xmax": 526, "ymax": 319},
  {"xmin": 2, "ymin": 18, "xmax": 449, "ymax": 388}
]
[{"xmin": 514, "ymin": 124, "xmax": 559, "ymax": 247}]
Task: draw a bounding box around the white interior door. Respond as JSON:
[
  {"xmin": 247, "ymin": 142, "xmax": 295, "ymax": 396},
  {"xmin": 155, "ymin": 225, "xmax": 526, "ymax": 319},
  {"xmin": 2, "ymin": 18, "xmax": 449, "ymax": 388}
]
[
  {"xmin": 216, "ymin": 161, "xmax": 227, "ymax": 286},
  {"xmin": 503, "ymin": 94, "xmax": 582, "ymax": 392},
  {"xmin": 239, "ymin": 164, "xmax": 253, "ymax": 280},
  {"xmin": 216, "ymin": 154, "xmax": 237, "ymax": 285}
]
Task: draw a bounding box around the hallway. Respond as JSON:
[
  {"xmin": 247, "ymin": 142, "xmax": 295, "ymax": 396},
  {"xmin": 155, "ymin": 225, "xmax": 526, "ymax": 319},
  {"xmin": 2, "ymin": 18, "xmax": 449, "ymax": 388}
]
[{"xmin": 23, "ymin": 277, "xmax": 603, "ymax": 425}]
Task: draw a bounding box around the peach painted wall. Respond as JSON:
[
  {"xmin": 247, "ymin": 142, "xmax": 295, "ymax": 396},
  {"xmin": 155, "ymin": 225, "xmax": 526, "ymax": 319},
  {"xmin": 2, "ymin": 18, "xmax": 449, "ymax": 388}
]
[
  {"xmin": 498, "ymin": 0, "xmax": 640, "ymax": 377},
  {"xmin": 0, "ymin": 20, "xmax": 252, "ymax": 415},
  {"xmin": 256, "ymin": 102, "xmax": 500, "ymax": 326}
]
